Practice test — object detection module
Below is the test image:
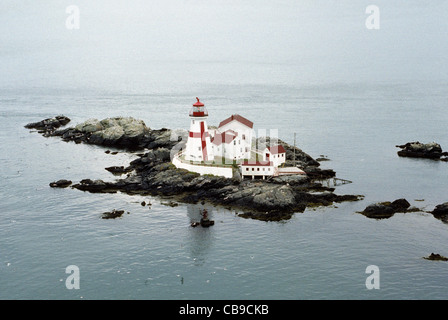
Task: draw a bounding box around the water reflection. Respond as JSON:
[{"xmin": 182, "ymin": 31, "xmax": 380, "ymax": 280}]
[{"xmin": 185, "ymin": 204, "xmax": 216, "ymax": 266}]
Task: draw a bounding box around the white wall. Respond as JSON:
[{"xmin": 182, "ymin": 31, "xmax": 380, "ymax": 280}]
[
  {"xmin": 241, "ymin": 164, "xmax": 275, "ymax": 178},
  {"xmin": 172, "ymin": 155, "xmax": 233, "ymax": 178}
]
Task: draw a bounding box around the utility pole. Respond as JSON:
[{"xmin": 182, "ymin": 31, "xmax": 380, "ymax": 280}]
[{"xmin": 293, "ymin": 132, "xmax": 296, "ymax": 167}]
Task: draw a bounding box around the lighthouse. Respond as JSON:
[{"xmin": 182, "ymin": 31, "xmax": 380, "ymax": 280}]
[{"xmin": 184, "ymin": 97, "xmax": 213, "ymax": 162}]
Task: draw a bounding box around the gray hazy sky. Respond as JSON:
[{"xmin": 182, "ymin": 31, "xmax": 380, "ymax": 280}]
[{"xmin": 1, "ymin": 1, "xmax": 447, "ymax": 92}]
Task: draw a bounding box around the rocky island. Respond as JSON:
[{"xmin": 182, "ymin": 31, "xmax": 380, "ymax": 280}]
[{"xmin": 26, "ymin": 115, "xmax": 363, "ymax": 221}]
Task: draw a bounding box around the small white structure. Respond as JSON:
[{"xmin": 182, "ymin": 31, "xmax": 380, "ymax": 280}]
[
  {"xmin": 184, "ymin": 98, "xmax": 213, "ymax": 162},
  {"xmin": 240, "ymin": 161, "xmax": 276, "ymax": 180},
  {"xmin": 263, "ymin": 145, "xmax": 286, "ymax": 167}
]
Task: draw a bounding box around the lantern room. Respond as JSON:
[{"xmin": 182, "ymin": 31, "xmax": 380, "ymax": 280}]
[{"xmin": 189, "ymin": 97, "xmax": 208, "ymax": 117}]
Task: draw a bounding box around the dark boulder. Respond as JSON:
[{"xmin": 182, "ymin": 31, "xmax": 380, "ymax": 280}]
[
  {"xmin": 101, "ymin": 209, "xmax": 126, "ymax": 219},
  {"xmin": 396, "ymin": 141, "xmax": 445, "ymax": 159},
  {"xmin": 49, "ymin": 179, "xmax": 72, "ymax": 188},
  {"xmin": 360, "ymin": 198, "xmax": 411, "ymax": 219},
  {"xmin": 105, "ymin": 166, "xmax": 133, "ymax": 175},
  {"xmin": 430, "ymin": 202, "xmax": 448, "ymax": 223},
  {"xmin": 72, "ymin": 179, "xmax": 118, "ymax": 193},
  {"xmin": 424, "ymin": 253, "xmax": 448, "ymax": 261},
  {"xmin": 390, "ymin": 198, "xmax": 411, "ymax": 212},
  {"xmin": 431, "ymin": 202, "xmax": 448, "ymax": 216}
]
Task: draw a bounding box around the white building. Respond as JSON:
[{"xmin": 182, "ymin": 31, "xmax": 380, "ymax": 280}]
[
  {"xmin": 211, "ymin": 114, "xmax": 253, "ymax": 161},
  {"xmin": 263, "ymin": 145, "xmax": 286, "ymax": 167},
  {"xmin": 240, "ymin": 160, "xmax": 276, "ymax": 180},
  {"xmin": 211, "ymin": 129, "xmax": 239, "ymax": 161},
  {"xmin": 184, "ymin": 98, "xmax": 213, "ymax": 162}
]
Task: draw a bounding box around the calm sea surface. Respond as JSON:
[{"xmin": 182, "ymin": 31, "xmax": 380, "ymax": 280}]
[{"xmin": 1, "ymin": 1, "xmax": 448, "ymax": 299}]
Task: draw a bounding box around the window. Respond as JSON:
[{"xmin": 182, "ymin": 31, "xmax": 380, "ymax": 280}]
[
  {"xmin": 257, "ymin": 168, "xmax": 260, "ymax": 171},
  {"xmin": 242, "ymin": 134, "xmax": 246, "ymax": 140},
  {"xmin": 234, "ymin": 141, "xmax": 236, "ymax": 145},
  {"xmin": 252, "ymin": 168, "xmax": 254, "ymax": 171},
  {"xmin": 268, "ymin": 168, "xmax": 270, "ymax": 171},
  {"xmin": 198, "ymin": 147, "xmax": 201, "ymax": 151},
  {"xmin": 239, "ymin": 140, "xmax": 240, "ymax": 145},
  {"xmin": 240, "ymin": 148, "xmax": 242, "ymax": 152},
  {"xmin": 263, "ymin": 168, "xmax": 265, "ymax": 171},
  {"xmin": 192, "ymin": 120, "xmax": 195, "ymax": 124},
  {"xmin": 246, "ymin": 168, "xmax": 249, "ymax": 171}
]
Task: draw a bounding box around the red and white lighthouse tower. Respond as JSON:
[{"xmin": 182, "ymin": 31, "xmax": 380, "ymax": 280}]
[{"xmin": 184, "ymin": 97, "xmax": 213, "ymax": 162}]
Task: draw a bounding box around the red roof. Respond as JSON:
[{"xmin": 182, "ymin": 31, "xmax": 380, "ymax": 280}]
[
  {"xmin": 211, "ymin": 130, "xmax": 238, "ymax": 146},
  {"xmin": 241, "ymin": 160, "xmax": 273, "ymax": 167},
  {"xmin": 218, "ymin": 114, "xmax": 253, "ymax": 129},
  {"xmin": 267, "ymin": 145, "xmax": 286, "ymax": 154},
  {"xmin": 193, "ymin": 97, "xmax": 204, "ymax": 107}
]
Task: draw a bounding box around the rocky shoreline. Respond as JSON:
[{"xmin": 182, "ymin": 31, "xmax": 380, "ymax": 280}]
[{"xmin": 27, "ymin": 115, "xmax": 363, "ymax": 221}]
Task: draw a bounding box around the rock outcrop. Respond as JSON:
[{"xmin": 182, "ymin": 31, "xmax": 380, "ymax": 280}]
[
  {"xmin": 52, "ymin": 117, "xmax": 152, "ymax": 149},
  {"xmin": 429, "ymin": 202, "xmax": 448, "ymax": 223},
  {"xmin": 423, "ymin": 253, "xmax": 448, "ymax": 261},
  {"xmin": 49, "ymin": 179, "xmax": 72, "ymax": 188},
  {"xmin": 24, "ymin": 115, "xmax": 71, "ymax": 136},
  {"xmin": 431, "ymin": 202, "xmax": 448, "ymax": 216},
  {"xmin": 359, "ymin": 198, "xmax": 416, "ymax": 219},
  {"xmin": 396, "ymin": 141, "xmax": 448, "ymax": 160},
  {"xmin": 101, "ymin": 209, "xmax": 127, "ymax": 219}
]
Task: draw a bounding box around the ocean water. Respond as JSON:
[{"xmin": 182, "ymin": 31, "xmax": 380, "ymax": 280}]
[{"xmin": 1, "ymin": 1, "xmax": 448, "ymax": 300}]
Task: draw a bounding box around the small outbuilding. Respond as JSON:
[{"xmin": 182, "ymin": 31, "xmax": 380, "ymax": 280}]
[
  {"xmin": 263, "ymin": 145, "xmax": 286, "ymax": 167},
  {"xmin": 240, "ymin": 161, "xmax": 275, "ymax": 180}
]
